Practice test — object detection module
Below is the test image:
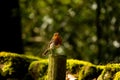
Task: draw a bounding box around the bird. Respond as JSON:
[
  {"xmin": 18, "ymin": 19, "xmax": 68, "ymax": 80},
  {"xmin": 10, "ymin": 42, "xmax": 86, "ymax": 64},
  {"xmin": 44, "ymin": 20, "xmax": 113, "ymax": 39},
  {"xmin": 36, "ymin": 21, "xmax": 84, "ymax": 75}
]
[{"xmin": 42, "ymin": 32, "xmax": 62, "ymax": 56}]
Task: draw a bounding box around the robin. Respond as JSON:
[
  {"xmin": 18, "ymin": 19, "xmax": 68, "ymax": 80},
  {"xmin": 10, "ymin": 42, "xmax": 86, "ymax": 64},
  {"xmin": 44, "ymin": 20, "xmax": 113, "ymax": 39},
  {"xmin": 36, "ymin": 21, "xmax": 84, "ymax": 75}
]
[{"xmin": 42, "ymin": 32, "xmax": 62, "ymax": 56}]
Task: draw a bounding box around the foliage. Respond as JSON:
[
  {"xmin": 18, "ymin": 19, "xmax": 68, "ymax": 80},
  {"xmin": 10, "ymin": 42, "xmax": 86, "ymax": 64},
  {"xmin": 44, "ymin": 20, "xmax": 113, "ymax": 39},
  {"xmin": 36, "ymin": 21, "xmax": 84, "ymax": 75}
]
[{"xmin": 19, "ymin": 0, "xmax": 120, "ymax": 64}]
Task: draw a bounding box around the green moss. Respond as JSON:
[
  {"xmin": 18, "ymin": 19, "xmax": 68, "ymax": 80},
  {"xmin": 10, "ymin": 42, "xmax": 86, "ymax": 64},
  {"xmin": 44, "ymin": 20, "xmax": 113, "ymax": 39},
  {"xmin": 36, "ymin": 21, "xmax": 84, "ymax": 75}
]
[
  {"xmin": 0, "ymin": 52, "xmax": 16, "ymax": 77},
  {"xmin": 1, "ymin": 52, "xmax": 120, "ymax": 80},
  {"xmin": 67, "ymin": 59, "xmax": 92, "ymax": 73},
  {"xmin": 79, "ymin": 65, "xmax": 103, "ymax": 80},
  {"xmin": 96, "ymin": 65, "xmax": 105, "ymax": 70},
  {"xmin": 97, "ymin": 64, "xmax": 120, "ymax": 80},
  {"xmin": 113, "ymin": 71, "xmax": 120, "ymax": 80},
  {"xmin": 29, "ymin": 59, "xmax": 48, "ymax": 80},
  {"xmin": 0, "ymin": 51, "xmax": 40, "ymax": 61},
  {"xmin": 0, "ymin": 51, "xmax": 39, "ymax": 80},
  {"xmin": 0, "ymin": 62, "xmax": 13, "ymax": 76},
  {"xmin": 79, "ymin": 65, "xmax": 93, "ymax": 80}
]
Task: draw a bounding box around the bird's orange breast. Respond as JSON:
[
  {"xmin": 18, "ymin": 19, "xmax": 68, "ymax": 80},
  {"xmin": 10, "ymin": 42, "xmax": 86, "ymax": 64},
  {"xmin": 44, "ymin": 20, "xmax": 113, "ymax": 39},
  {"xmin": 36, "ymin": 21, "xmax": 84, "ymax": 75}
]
[{"xmin": 53, "ymin": 36, "xmax": 62, "ymax": 46}]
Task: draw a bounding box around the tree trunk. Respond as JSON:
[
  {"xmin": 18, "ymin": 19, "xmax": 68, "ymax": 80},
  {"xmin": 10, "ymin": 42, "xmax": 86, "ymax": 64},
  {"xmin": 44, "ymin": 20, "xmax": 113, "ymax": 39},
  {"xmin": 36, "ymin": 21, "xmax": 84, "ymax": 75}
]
[{"xmin": 0, "ymin": 0, "xmax": 24, "ymax": 54}]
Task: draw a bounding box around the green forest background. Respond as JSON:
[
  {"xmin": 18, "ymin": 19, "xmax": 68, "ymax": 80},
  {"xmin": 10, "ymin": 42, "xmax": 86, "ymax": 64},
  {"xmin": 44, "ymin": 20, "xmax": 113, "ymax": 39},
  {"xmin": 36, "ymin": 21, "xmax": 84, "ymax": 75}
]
[{"xmin": 19, "ymin": 0, "xmax": 120, "ymax": 64}]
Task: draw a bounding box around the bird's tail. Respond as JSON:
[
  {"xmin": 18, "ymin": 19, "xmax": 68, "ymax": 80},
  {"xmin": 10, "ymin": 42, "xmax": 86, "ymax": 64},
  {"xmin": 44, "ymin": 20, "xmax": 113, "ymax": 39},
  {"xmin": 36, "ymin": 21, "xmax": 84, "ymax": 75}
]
[{"xmin": 42, "ymin": 49, "xmax": 49, "ymax": 56}]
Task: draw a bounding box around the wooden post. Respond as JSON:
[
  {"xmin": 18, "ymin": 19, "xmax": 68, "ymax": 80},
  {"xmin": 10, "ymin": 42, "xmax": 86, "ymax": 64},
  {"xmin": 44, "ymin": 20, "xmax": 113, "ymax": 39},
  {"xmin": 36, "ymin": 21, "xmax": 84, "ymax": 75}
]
[{"xmin": 48, "ymin": 54, "xmax": 66, "ymax": 80}]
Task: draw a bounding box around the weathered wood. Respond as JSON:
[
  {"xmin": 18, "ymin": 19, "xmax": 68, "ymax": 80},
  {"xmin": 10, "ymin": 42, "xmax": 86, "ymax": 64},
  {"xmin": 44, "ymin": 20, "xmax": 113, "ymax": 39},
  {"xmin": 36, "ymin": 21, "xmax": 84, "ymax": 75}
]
[{"xmin": 48, "ymin": 54, "xmax": 66, "ymax": 80}]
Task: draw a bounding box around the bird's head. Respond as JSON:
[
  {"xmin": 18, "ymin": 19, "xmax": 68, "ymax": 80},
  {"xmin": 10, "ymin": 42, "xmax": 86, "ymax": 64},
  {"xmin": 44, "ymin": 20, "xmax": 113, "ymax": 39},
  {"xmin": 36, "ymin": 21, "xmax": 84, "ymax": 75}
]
[{"xmin": 54, "ymin": 32, "xmax": 59, "ymax": 37}]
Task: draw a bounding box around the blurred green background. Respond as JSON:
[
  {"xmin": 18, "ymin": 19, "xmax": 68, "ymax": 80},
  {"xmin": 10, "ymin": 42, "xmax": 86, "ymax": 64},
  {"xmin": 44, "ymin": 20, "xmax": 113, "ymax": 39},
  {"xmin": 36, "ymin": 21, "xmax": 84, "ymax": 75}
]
[{"xmin": 19, "ymin": 0, "xmax": 120, "ymax": 64}]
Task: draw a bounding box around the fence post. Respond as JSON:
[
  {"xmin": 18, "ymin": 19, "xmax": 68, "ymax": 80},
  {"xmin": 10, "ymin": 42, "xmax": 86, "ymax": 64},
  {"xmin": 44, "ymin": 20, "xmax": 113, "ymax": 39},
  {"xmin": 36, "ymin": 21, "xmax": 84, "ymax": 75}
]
[{"xmin": 48, "ymin": 54, "xmax": 66, "ymax": 80}]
